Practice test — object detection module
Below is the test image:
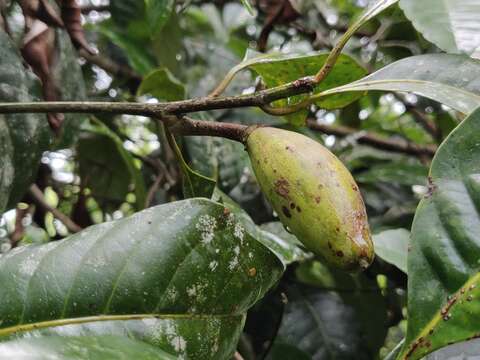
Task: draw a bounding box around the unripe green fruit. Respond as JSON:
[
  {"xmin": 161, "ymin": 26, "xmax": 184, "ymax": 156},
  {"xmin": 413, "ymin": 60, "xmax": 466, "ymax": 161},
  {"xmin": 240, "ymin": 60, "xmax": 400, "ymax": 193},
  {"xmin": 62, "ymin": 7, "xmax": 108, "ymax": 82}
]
[{"xmin": 247, "ymin": 127, "xmax": 374, "ymax": 271}]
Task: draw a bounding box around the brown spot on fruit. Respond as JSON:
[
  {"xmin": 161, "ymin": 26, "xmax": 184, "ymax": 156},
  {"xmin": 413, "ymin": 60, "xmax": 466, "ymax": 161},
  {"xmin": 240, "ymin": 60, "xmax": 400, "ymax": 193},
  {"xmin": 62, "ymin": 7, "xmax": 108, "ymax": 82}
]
[
  {"xmin": 336, "ymin": 251, "xmax": 344, "ymax": 257},
  {"xmin": 290, "ymin": 202, "xmax": 296, "ymax": 210},
  {"xmin": 328, "ymin": 242, "xmax": 332, "ymax": 249},
  {"xmin": 296, "ymin": 206, "xmax": 301, "ymax": 212},
  {"xmin": 314, "ymin": 196, "xmax": 321, "ymax": 204},
  {"xmin": 274, "ymin": 178, "xmax": 290, "ymax": 199},
  {"xmin": 282, "ymin": 206, "xmax": 292, "ymax": 218}
]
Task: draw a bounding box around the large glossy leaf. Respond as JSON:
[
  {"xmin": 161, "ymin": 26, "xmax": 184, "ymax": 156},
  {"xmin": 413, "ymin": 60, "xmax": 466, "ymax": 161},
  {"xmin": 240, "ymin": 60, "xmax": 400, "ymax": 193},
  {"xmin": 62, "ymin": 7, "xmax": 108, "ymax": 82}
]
[
  {"xmin": 0, "ymin": 198, "xmax": 284, "ymax": 358},
  {"xmin": 0, "ymin": 336, "xmax": 176, "ymax": 359},
  {"xmin": 398, "ymin": 108, "xmax": 480, "ymax": 359},
  {"xmin": 399, "ymin": 0, "xmax": 480, "ymax": 58},
  {"xmin": 249, "ymin": 53, "xmax": 367, "ymax": 125},
  {"xmin": 321, "ymin": 54, "xmax": 480, "ymax": 115},
  {"xmin": 267, "ymin": 260, "xmax": 388, "ymax": 359},
  {"xmin": 0, "ymin": 31, "xmax": 52, "ymax": 214}
]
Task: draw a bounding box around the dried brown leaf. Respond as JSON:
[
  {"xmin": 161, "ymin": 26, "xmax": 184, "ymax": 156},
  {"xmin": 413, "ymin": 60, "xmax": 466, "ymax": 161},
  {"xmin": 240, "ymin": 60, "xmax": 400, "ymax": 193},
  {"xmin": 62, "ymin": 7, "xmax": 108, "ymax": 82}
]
[
  {"xmin": 21, "ymin": 19, "xmax": 64, "ymax": 132},
  {"xmin": 59, "ymin": 0, "xmax": 95, "ymax": 54}
]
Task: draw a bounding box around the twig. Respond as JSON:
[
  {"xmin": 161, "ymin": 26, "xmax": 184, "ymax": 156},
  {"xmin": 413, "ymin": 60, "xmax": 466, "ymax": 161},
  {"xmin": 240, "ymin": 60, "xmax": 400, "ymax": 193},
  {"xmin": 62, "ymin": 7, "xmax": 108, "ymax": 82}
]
[
  {"xmin": 167, "ymin": 116, "xmax": 249, "ymax": 142},
  {"xmin": 78, "ymin": 49, "xmax": 142, "ymax": 88},
  {"xmin": 306, "ymin": 119, "xmax": 437, "ymax": 157},
  {"xmin": 0, "ymin": 74, "xmax": 316, "ymax": 119},
  {"xmin": 145, "ymin": 174, "xmax": 165, "ymax": 208},
  {"xmin": 10, "ymin": 205, "xmax": 29, "ymax": 247},
  {"xmin": 80, "ymin": 5, "xmax": 109, "ymax": 14},
  {"xmin": 28, "ymin": 184, "xmax": 82, "ymax": 233}
]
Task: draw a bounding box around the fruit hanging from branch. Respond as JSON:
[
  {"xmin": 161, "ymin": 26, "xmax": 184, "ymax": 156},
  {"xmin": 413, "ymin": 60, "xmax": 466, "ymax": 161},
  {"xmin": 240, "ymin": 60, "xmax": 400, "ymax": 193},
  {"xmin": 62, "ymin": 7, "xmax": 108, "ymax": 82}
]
[{"xmin": 247, "ymin": 127, "xmax": 374, "ymax": 271}]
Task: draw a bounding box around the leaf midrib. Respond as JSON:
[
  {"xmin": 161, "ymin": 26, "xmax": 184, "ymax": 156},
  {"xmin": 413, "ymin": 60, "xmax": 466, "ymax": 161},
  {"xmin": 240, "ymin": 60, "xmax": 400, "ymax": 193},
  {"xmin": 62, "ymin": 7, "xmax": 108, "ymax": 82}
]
[{"xmin": 0, "ymin": 313, "xmax": 242, "ymax": 338}]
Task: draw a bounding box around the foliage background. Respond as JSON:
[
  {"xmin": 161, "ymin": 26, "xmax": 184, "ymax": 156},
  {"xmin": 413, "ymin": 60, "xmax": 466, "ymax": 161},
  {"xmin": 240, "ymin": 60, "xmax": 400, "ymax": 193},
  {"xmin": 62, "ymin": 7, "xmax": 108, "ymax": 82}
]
[{"xmin": 0, "ymin": 0, "xmax": 477, "ymax": 358}]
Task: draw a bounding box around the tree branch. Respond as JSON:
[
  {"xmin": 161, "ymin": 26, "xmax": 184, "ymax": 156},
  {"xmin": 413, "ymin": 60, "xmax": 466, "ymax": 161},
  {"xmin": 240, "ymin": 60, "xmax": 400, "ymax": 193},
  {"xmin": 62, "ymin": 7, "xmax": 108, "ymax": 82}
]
[
  {"xmin": 168, "ymin": 116, "xmax": 249, "ymax": 142},
  {"xmin": 306, "ymin": 119, "xmax": 437, "ymax": 157},
  {"xmin": 28, "ymin": 184, "xmax": 82, "ymax": 233},
  {"xmin": 0, "ymin": 76, "xmax": 315, "ymax": 117}
]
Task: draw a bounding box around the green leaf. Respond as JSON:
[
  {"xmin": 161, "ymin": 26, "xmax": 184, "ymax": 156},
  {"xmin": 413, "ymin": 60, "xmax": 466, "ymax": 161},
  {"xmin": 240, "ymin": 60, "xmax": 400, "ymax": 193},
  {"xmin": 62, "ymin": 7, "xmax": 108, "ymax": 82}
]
[
  {"xmin": 213, "ymin": 189, "xmax": 310, "ymax": 266},
  {"xmin": 321, "ymin": 54, "xmax": 480, "ymax": 115},
  {"xmin": 183, "ymin": 128, "xmax": 253, "ymax": 197},
  {"xmin": 399, "ymin": 0, "xmax": 480, "ymax": 58},
  {"xmin": 144, "ymin": 0, "xmax": 175, "ymax": 36},
  {"xmin": 348, "ymin": 0, "xmax": 399, "ymax": 31},
  {"xmin": 109, "ymin": 0, "xmax": 145, "ymax": 26},
  {"xmin": 268, "ymin": 260, "xmax": 388, "ymax": 359},
  {"xmin": 259, "ymin": 222, "xmax": 306, "ymax": 250},
  {"xmin": 78, "ymin": 120, "xmax": 147, "ymax": 210},
  {"xmin": 182, "ymin": 166, "xmax": 217, "ymax": 199},
  {"xmin": 138, "ymin": 68, "xmax": 186, "ymax": 101},
  {"xmin": 0, "ymin": 198, "xmax": 284, "ymax": 358},
  {"xmin": 151, "ymin": 13, "xmax": 183, "ymax": 77},
  {"xmin": 356, "ymin": 162, "xmax": 428, "ymax": 187},
  {"xmin": 373, "ymin": 229, "xmax": 409, "ymax": 273},
  {"xmin": 165, "ymin": 130, "xmax": 216, "ymax": 199},
  {"xmin": 258, "ymin": 222, "xmax": 312, "ymax": 265},
  {"xmin": 0, "ymin": 336, "xmax": 176, "ymax": 359},
  {"xmin": 98, "ymin": 21, "xmax": 156, "ymax": 75},
  {"xmin": 398, "ymin": 108, "xmax": 480, "ymax": 359},
  {"xmin": 184, "ymin": 136, "xmax": 219, "ymax": 180},
  {"xmin": 249, "ymin": 53, "xmax": 367, "ymax": 126},
  {"xmin": 0, "ymin": 31, "xmax": 52, "ymax": 214}
]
